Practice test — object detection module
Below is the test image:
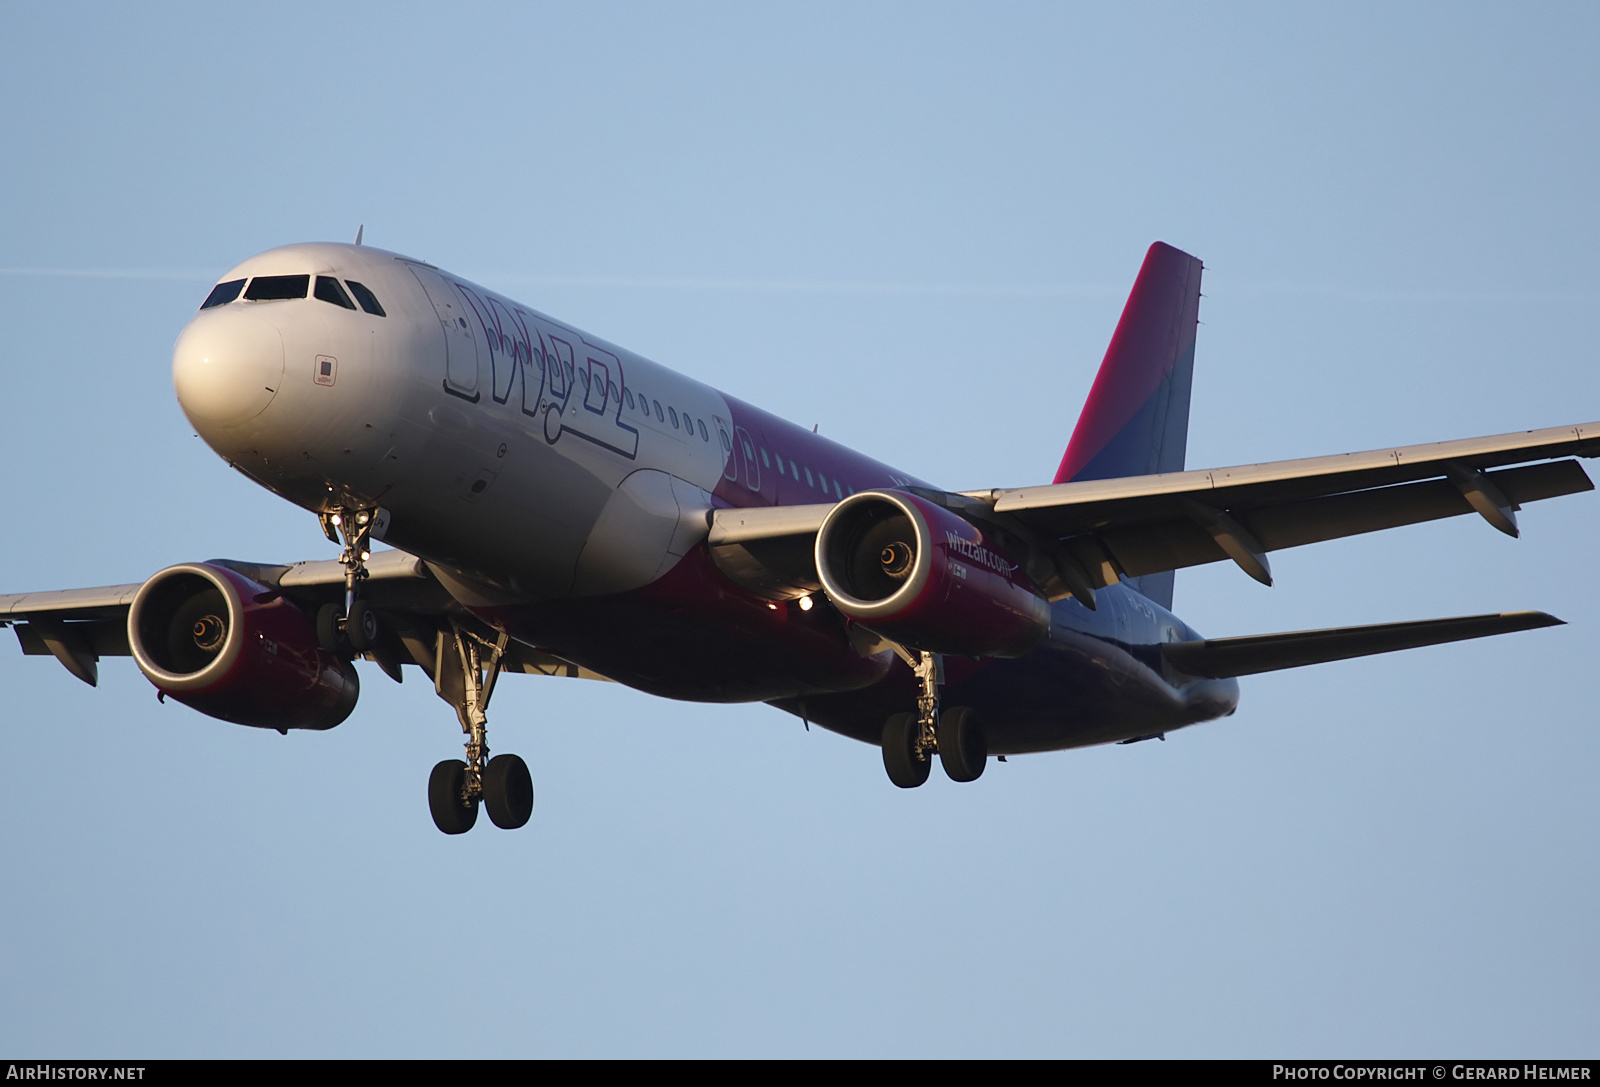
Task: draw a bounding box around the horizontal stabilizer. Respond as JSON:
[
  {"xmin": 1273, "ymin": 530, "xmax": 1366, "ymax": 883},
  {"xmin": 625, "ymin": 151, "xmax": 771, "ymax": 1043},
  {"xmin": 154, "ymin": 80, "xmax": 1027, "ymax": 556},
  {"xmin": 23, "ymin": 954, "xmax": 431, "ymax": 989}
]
[{"xmin": 1162, "ymin": 610, "xmax": 1563, "ymax": 679}]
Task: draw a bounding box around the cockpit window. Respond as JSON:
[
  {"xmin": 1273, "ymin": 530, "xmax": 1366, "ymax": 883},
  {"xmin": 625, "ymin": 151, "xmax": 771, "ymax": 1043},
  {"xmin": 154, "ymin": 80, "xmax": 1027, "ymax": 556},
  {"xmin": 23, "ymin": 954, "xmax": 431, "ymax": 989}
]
[
  {"xmin": 199, "ymin": 279, "xmax": 245, "ymax": 309},
  {"xmin": 244, "ymin": 274, "xmax": 310, "ymax": 301},
  {"xmin": 345, "ymin": 280, "xmax": 386, "ymax": 317},
  {"xmin": 314, "ymin": 276, "xmax": 356, "ymax": 310}
]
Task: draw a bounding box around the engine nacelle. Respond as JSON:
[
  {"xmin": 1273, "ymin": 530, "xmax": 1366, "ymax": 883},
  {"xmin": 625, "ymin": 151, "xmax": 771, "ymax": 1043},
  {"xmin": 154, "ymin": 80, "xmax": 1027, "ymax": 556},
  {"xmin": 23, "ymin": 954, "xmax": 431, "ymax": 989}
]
[
  {"xmin": 128, "ymin": 563, "xmax": 359, "ymax": 730},
  {"xmin": 815, "ymin": 490, "xmax": 1050, "ymax": 658}
]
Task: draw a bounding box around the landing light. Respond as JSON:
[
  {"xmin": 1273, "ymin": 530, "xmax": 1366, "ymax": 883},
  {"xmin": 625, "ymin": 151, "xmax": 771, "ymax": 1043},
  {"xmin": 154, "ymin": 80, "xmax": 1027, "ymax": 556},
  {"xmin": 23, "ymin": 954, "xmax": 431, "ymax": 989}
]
[{"xmin": 798, "ymin": 596, "xmax": 814, "ymax": 612}]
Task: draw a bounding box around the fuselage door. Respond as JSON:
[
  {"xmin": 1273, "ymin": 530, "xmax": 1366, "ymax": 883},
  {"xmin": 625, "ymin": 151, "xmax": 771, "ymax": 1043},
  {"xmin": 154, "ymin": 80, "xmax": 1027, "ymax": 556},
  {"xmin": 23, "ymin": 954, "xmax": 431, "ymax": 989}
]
[
  {"xmin": 713, "ymin": 416, "xmax": 737, "ymax": 483},
  {"xmin": 407, "ymin": 264, "xmax": 480, "ymax": 401},
  {"xmin": 734, "ymin": 426, "xmax": 762, "ymax": 493}
]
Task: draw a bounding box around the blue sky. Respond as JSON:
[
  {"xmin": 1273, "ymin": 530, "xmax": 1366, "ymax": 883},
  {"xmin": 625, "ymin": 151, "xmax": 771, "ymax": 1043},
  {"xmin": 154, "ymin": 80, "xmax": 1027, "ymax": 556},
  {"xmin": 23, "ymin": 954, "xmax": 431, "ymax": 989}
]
[{"xmin": 1, "ymin": 1, "xmax": 1596, "ymax": 1056}]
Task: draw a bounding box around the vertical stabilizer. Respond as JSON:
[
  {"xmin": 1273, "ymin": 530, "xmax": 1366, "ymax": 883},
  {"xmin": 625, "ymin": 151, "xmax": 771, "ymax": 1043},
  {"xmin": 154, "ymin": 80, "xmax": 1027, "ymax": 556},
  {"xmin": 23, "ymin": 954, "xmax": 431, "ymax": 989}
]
[{"xmin": 1054, "ymin": 242, "xmax": 1203, "ymax": 607}]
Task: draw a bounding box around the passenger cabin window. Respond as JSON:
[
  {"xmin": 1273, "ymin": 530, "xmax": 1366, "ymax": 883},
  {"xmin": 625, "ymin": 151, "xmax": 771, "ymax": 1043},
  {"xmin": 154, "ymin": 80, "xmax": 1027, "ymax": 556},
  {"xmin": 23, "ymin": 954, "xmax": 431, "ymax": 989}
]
[
  {"xmin": 200, "ymin": 279, "xmax": 245, "ymax": 309},
  {"xmin": 345, "ymin": 280, "xmax": 386, "ymax": 316},
  {"xmin": 314, "ymin": 276, "xmax": 356, "ymax": 310},
  {"xmin": 624, "ymin": 389, "xmax": 636, "ymax": 410},
  {"xmin": 698, "ymin": 420, "xmax": 709, "ymax": 442},
  {"xmin": 669, "ymin": 407, "xmax": 679, "ymax": 429},
  {"xmin": 245, "ymin": 274, "xmax": 310, "ymax": 301}
]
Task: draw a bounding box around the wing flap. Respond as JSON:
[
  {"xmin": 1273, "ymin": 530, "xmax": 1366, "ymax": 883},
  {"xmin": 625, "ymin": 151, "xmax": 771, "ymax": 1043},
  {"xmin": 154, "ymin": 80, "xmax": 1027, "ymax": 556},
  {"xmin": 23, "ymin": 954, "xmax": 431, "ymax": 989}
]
[
  {"xmin": 1162, "ymin": 610, "xmax": 1563, "ymax": 679},
  {"xmin": 1089, "ymin": 459, "xmax": 1592, "ymax": 581}
]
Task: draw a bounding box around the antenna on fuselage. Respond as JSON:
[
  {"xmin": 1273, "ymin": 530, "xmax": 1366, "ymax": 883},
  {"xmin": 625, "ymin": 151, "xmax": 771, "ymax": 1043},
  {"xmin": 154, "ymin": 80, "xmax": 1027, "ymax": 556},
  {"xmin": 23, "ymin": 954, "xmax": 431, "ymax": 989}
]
[{"xmin": 354, "ymin": 224, "xmax": 364, "ymax": 246}]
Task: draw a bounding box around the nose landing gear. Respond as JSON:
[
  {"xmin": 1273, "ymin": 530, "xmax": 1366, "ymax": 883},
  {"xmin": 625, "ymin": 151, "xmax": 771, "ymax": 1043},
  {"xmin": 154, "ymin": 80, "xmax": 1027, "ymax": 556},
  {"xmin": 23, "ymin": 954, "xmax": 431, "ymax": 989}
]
[{"xmin": 315, "ymin": 506, "xmax": 386, "ymax": 653}]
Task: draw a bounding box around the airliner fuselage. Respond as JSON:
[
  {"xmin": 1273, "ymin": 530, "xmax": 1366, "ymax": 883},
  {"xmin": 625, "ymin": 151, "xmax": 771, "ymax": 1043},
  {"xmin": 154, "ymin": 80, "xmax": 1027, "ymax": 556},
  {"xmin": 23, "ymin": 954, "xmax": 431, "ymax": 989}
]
[{"xmin": 172, "ymin": 242, "xmax": 1232, "ymax": 751}]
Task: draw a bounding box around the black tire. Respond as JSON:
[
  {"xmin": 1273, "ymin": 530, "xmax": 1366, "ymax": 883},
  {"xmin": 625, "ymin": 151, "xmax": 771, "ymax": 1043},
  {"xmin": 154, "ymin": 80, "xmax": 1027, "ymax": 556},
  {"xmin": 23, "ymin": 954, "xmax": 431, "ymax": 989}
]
[
  {"xmin": 316, "ymin": 603, "xmax": 343, "ymax": 654},
  {"xmin": 483, "ymin": 753, "xmax": 534, "ymax": 829},
  {"xmin": 428, "ymin": 759, "xmax": 478, "ymax": 834},
  {"xmin": 937, "ymin": 705, "xmax": 987, "ymax": 783},
  {"xmin": 881, "ymin": 711, "xmax": 930, "ymax": 789},
  {"xmin": 347, "ymin": 599, "xmax": 381, "ymax": 652}
]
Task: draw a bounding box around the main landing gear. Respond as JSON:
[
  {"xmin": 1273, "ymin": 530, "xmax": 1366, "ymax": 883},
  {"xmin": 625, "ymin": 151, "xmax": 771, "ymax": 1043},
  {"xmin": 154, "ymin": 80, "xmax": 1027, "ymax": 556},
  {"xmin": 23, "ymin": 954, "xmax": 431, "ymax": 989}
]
[
  {"xmin": 426, "ymin": 620, "xmax": 534, "ymax": 834},
  {"xmin": 881, "ymin": 650, "xmax": 987, "ymax": 788},
  {"xmin": 314, "ymin": 506, "xmax": 535, "ymax": 835}
]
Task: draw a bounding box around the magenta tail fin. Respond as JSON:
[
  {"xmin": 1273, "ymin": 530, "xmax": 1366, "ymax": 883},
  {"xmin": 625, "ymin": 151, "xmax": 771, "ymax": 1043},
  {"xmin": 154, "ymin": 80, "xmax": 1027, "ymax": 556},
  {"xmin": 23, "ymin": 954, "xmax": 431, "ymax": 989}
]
[
  {"xmin": 1055, "ymin": 242, "xmax": 1203, "ymax": 485},
  {"xmin": 1055, "ymin": 243, "xmax": 1204, "ymax": 607}
]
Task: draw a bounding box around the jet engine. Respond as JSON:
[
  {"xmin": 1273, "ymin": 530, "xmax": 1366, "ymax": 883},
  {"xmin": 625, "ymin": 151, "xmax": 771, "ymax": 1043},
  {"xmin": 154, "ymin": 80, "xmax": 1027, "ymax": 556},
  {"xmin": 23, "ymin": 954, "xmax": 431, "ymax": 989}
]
[
  {"xmin": 128, "ymin": 563, "xmax": 359, "ymax": 730},
  {"xmin": 814, "ymin": 490, "xmax": 1050, "ymax": 658}
]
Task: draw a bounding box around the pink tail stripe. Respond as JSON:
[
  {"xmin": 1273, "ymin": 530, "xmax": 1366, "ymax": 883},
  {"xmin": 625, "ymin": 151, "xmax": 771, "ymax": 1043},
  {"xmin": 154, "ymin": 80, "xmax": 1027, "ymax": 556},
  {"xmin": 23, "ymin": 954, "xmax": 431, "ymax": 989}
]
[{"xmin": 1053, "ymin": 242, "xmax": 1203, "ymax": 485}]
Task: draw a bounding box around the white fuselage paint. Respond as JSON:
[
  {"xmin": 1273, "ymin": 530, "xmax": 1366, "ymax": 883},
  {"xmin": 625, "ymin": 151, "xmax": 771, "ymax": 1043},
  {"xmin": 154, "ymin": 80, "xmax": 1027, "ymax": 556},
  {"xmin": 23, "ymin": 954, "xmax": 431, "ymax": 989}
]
[{"xmin": 174, "ymin": 243, "xmax": 733, "ymax": 602}]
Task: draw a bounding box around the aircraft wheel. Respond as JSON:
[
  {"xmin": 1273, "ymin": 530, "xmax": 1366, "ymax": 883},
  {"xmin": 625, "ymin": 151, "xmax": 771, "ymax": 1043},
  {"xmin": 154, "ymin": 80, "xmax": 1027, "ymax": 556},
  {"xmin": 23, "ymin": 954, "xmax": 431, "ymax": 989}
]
[
  {"xmin": 483, "ymin": 753, "xmax": 534, "ymax": 829},
  {"xmin": 316, "ymin": 603, "xmax": 343, "ymax": 653},
  {"xmin": 937, "ymin": 705, "xmax": 987, "ymax": 783},
  {"xmin": 347, "ymin": 599, "xmax": 381, "ymax": 652},
  {"xmin": 428, "ymin": 759, "xmax": 478, "ymax": 834},
  {"xmin": 881, "ymin": 712, "xmax": 930, "ymax": 789}
]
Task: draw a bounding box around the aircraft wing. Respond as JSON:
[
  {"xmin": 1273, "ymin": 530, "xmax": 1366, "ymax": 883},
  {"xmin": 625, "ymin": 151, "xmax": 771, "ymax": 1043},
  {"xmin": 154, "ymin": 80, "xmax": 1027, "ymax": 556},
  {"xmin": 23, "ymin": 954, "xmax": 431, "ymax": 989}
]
[
  {"xmin": 709, "ymin": 421, "xmax": 1600, "ymax": 601},
  {"xmin": 0, "ymin": 548, "xmax": 607, "ymax": 687}
]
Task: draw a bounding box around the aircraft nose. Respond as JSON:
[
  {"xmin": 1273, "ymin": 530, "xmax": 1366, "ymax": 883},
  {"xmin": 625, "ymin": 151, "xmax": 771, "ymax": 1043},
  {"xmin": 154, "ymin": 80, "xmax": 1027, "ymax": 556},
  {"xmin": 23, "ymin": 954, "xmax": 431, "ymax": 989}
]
[{"xmin": 172, "ymin": 309, "xmax": 286, "ymax": 429}]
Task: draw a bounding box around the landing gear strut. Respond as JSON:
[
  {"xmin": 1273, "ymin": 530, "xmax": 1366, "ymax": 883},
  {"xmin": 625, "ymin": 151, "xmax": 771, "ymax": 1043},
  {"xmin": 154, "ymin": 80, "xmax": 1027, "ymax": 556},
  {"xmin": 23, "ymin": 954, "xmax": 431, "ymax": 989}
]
[
  {"xmin": 313, "ymin": 508, "xmax": 536, "ymax": 834},
  {"xmin": 315, "ymin": 506, "xmax": 383, "ymax": 653},
  {"xmin": 880, "ymin": 650, "xmax": 986, "ymax": 787},
  {"xmin": 427, "ymin": 620, "xmax": 534, "ymax": 834}
]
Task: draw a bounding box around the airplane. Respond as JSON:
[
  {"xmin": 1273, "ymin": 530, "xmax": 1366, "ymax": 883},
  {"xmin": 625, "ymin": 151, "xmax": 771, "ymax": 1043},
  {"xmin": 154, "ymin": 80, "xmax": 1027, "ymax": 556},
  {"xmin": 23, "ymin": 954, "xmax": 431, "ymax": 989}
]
[{"xmin": 2, "ymin": 239, "xmax": 1594, "ymax": 834}]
